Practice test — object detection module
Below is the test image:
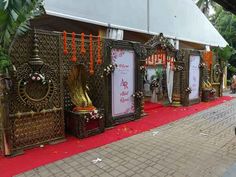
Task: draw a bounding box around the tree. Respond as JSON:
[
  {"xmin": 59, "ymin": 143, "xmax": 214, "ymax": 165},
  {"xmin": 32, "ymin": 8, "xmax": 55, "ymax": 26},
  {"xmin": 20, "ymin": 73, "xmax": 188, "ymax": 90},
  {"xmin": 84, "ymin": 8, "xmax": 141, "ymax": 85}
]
[
  {"xmin": 210, "ymin": 7, "xmax": 236, "ymax": 77},
  {"xmin": 0, "ymin": 0, "xmax": 44, "ymax": 73},
  {"xmin": 211, "ymin": 6, "xmax": 236, "ymax": 48},
  {"xmin": 196, "ymin": 0, "xmax": 217, "ymax": 17}
]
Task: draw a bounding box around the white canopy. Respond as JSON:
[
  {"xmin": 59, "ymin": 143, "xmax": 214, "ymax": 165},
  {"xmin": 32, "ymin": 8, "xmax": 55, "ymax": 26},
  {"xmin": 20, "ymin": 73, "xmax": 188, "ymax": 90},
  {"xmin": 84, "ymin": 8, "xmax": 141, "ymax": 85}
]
[{"xmin": 45, "ymin": 0, "xmax": 228, "ymax": 47}]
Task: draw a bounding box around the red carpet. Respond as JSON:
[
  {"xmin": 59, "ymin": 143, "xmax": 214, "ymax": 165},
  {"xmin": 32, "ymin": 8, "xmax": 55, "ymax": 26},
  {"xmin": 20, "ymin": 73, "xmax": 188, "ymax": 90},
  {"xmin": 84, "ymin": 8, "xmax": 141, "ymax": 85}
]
[{"xmin": 0, "ymin": 96, "xmax": 233, "ymax": 177}]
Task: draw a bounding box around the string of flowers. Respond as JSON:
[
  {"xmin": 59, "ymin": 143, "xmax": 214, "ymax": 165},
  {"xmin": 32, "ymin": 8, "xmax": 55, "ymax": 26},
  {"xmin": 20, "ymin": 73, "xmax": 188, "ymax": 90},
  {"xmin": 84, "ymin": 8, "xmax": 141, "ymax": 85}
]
[
  {"xmin": 89, "ymin": 34, "xmax": 94, "ymax": 75},
  {"xmin": 71, "ymin": 32, "xmax": 77, "ymax": 62},
  {"xmin": 80, "ymin": 32, "xmax": 86, "ymax": 56},
  {"xmin": 97, "ymin": 33, "xmax": 102, "ymax": 65},
  {"xmin": 162, "ymin": 50, "xmax": 166, "ymax": 68},
  {"xmin": 63, "ymin": 31, "xmax": 68, "ymax": 55},
  {"xmin": 170, "ymin": 57, "xmax": 175, "ymax": 70}
]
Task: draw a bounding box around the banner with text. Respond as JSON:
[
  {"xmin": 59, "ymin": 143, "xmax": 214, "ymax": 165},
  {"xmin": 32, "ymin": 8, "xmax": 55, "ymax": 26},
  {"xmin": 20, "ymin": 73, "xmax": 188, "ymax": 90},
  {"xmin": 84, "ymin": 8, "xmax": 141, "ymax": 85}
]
[
  {"xmin": 189, "ymin": 55, "xmax": 200, "ymax": 100},
  {"xmin": 111, "ymin": 49, "xmax": 135, "ymax": 117}
]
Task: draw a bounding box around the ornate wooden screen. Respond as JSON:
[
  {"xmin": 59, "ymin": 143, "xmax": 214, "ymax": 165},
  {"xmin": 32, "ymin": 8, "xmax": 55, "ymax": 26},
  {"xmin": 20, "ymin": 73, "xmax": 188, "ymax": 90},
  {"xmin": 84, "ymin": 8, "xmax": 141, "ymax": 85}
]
[
  {"xmin": 8, "ymin": 30, "xmax": 65, "ymax": 154},
  {"xmin": 211, "ymin": 55, "xmax": 223, "ymax": 97}
]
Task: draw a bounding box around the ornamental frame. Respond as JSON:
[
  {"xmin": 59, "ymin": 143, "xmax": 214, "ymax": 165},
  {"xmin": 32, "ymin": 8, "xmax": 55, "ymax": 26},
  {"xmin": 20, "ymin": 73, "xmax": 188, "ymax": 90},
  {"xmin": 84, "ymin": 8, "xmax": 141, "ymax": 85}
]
[
  {"xmin": 182, "ymin": 50, "xmax": 204, "ymax": 106},
  {"xmin": 103, "ymin": 40, "xmax": 143, "ymax": 127},
  {"xmin": 144, "ymin": 33, "xmax": 177, "ymax": 105}
]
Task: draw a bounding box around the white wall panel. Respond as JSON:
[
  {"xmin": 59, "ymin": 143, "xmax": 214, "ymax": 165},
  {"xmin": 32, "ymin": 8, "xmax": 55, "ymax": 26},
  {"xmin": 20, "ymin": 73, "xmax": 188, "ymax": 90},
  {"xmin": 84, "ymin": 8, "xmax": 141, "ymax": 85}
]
[
  {"xmin": 45, "ymin": 0, "xmax": 148, "ymax": 32},
  {"xmin": 149, "ymin": 0, "xmax": 227, "ymax": 46},
  {"xmin": 45, "ymin": 0, "xmax": 228, "ymax": 47}
]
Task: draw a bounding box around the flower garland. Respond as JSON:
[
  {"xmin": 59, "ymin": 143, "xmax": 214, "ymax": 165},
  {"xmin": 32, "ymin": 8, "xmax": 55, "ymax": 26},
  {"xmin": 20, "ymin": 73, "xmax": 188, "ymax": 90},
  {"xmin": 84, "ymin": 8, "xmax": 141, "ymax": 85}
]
[
  {"xmin": 97, "ymin": 34, "xmax": 102, "ymax": 65},
  {"xmin": 71, "ymin": 32, "xmax": 77, "ymax": 62},
  {"xmin": 161, "ymin": 49, "xmax": 166, "ymax": 68},
  {"xmin": 63, "ymin": 31, "xmax": 68, "ymax": 55},
  {"xmin": 80, "ymin": 32, "xmax": 86, "ymax": 55},
  {"xmin": 170, "ymin": 57, "xmax": 175, "ymax": 70},
  {"xmin": 203, "ymin": 51, "xmax": 213, "ymax": 69},
  {"xmin": 89, "ymin": 34, "xmax": 94, "ymax": 75}
]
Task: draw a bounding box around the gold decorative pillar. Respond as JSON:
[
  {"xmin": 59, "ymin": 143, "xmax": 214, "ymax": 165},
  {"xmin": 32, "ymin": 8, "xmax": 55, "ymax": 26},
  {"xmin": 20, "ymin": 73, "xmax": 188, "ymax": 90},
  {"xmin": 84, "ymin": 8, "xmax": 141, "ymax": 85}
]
[{"xmin": 172, "ymin": 62, "xmax": 183, "ymax": 106}]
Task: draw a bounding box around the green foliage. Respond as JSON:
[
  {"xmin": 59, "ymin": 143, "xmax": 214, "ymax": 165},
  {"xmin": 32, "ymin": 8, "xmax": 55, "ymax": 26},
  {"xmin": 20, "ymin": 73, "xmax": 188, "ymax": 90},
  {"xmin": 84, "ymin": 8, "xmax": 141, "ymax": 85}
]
[
  {"xmin": 210, "ymin": 6, "xmax": 236, "ymax": 48},
  {"xmin": 214, "ymin": 45, "xmax": 236, "ymax": 62},
  {"xmin": 228, "ymin": 65, "xmax": 236, "ymax": 73},
  {"xmin": 155, "ymin": 65, "xmax": 163, "ymax": 78},
  {"xmin": 0, "ymin": 0, "xmax": 44, "ymax": 73},
  {"xmin": 150, "ymin": 65, "xmax": 163, "ymax": 80},
  {"xmin": 0, "ymin": 47, "xmax": 11, "ymax": 73},
  {"xmin": 0, "ymin": 0, "xmax": 44, "ymax": 49},
  {"xmin": 196, "ymin": 1, "xmax": 236, "ymax": 78}
]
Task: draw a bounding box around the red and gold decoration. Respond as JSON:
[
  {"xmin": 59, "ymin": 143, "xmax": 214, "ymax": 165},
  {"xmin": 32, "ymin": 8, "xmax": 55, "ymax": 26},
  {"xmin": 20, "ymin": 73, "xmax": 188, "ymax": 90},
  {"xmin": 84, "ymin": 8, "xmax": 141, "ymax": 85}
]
[
  {"xmin": 61, "ymin": 32, "xmax": 101, "ymax": 72},
  {"xmin": 161, "ymin": 49, "xmax": 166, "ymax": 68},
  {"xmin": 97, "ymin": 34, "xmax": 102, "ymax": 65},
  {"xmin": 63, "ymin": 31, "xmax": 68, "ymax": 55},
  {"xmin": 71, "ymin": 32, "xmax": 77, "ymax": 62},
  {"xmin": 80, "ymin": 32, "xmax": 86, "ymax": 56},
  {"xmin": 203, "ymin": 51, "xmax": 213, "ymax": 69},
  {"xmin": 145, "ymin": 49, "xmax": 168, "ymax": 68},
  {"xmin": 89, "ymin": 34, "xmax": 94, "ymax": 75}
]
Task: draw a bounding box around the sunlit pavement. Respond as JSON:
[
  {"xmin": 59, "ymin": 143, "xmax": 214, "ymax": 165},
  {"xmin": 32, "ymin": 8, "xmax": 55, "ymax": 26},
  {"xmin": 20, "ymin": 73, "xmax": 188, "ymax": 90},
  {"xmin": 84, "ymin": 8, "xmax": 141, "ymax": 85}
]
[{"xmin": 15, "ymin": 92, "xmax": 236, "ymax": 177}]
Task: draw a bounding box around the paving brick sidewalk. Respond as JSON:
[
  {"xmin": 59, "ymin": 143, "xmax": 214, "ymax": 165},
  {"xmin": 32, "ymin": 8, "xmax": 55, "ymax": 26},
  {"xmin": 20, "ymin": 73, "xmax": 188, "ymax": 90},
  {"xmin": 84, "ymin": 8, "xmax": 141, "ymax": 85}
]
[{"xmin": 16, "ymin": 97, "xmax": 236, "ymax": 177}]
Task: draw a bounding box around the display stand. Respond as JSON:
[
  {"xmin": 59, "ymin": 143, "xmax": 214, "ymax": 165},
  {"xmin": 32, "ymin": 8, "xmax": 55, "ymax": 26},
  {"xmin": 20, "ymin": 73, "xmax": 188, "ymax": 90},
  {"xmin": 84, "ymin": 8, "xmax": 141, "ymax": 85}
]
[
  {"xmin": 65, "ymin": 109, "xmax": 104, "ymax": 138},
  {"xmin": 202, "ymin": 88, "xmax": 216, "ymax": 102}
]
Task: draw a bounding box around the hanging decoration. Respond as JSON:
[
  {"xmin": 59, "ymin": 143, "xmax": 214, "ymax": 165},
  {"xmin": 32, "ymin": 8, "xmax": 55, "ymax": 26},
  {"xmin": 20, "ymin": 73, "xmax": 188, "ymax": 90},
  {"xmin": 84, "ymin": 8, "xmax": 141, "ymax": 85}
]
[
  {"xmin": 71, "ymin": 32, "xmax": 77, "ymax": 62},
  {"xmin": 89, "ymin": 34, "xmax": 94, "ymax": 75},
  {"xmin": 146, "ymin": 56, "xmax": 152, "ymax": 66},
  {"xmin": 80, "ymin": 33, "xmax": 86, "ymax": 55},
  {"xmin": 145, "ymin": 57, "xmax": 149, "ymax": 65},
  {"xmin": 157, "ymin": 50, "xmax": 161, "ymax": 64},
  {"xmin": 63, "ymin": 31, "xmax": 68, "ymax": 55},
  {"xmin": 154, "ymin": 54, "xmax": 158, "ymax": 65},
  {"xmin": 203, "ymin": 51, "xmax": 213, "ymax": 69},
  {"xmin": 97, "ymin": 34, "xmax": 102, "ymax": 65},
  {"xmin": 170, "ymin": 57, "xmax": 175, "ymax": 70},
  {"xmin": 162, "ymin": 49, "xmax": 166, "ymax": 68}
]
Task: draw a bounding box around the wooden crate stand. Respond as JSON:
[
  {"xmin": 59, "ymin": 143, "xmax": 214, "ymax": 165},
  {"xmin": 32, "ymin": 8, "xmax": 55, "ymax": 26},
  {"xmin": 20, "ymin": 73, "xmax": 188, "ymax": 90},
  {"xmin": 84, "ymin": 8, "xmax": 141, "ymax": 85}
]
[{"xmin": 65, "ymin": 109, "xmax": 105, "ymax": 139}]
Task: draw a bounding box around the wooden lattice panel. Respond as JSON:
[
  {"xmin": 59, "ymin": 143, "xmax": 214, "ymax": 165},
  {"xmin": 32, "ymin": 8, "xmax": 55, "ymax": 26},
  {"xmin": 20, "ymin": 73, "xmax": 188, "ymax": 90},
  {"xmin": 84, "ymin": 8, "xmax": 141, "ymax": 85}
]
[
  {"xmin": 62, "ymin": 35, "xmax": 105, "ymax": 111},
  {"xmin": 9, "ymin": 30, "xmax": 64, "ymax": 151},
  {"xmin": 10, "ymin": 110, "xmax": 63, "ymax": 150}
]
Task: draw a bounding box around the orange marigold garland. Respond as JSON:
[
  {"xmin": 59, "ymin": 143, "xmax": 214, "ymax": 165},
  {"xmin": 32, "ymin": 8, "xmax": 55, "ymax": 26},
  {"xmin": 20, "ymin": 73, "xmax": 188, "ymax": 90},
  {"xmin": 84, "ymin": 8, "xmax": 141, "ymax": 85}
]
[
  {"xmin": 80, "ymin": 32, "xmax": 86, "ymax": 55},
  {"xmin": 71, "ymin": 32, "xmax": 77, "ymax": 62},
  {"xmin": 97, "ymin": 34, "xmax": 102, "ymax": 65},
  {"xmin": 89, "ymin": 34, "xmax": 94, "ymax": 75},
  {"xmin": 203, "ymin": 51, "xmax": 213, "ymax": 69},
  {"xmin": 63, "ymin": 31, "xmax": 68, "ymax": 55},
  {"xmin": 161, "ymin": 50, "xmax": 166, "ymax": 68},
  {"xmin": 170, "ymin": 57, "xmax": 175, "ymax": 70}
]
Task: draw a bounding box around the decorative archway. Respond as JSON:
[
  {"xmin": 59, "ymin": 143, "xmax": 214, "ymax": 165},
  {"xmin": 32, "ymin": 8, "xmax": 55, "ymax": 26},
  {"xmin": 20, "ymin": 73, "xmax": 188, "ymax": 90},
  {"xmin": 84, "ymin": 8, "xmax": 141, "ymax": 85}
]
[{"xmin": 143, "ymin": 33, "xmax": 176, "ymax": 105}]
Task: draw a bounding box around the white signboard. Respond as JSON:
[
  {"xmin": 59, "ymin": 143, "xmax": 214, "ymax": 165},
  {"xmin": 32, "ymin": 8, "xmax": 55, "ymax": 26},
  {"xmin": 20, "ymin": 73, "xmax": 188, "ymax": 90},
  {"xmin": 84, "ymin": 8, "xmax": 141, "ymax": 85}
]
[
  {"xmin": 189, "ymin": 55, "xmax": 200, "ymax": 100},
  {"xmin": 111, "ymin": 49, "xmax": 135, "ymax": 117}
]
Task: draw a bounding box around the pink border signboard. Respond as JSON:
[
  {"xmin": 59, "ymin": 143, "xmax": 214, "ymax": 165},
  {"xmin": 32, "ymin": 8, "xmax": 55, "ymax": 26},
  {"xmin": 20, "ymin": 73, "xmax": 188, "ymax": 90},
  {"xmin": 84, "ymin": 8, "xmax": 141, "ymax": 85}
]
[
  {"xmin": 189, "ymin": 55, "xmax": 200, "ymax": 100},
  {"xmin": 111, "ymin": 49, "xmax": 135, "ymax": 117}
]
